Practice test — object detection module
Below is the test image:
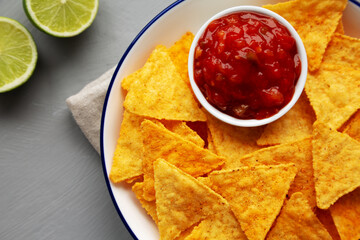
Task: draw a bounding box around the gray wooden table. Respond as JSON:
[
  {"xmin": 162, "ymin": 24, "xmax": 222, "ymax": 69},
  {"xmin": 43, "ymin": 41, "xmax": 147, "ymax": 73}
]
[{"xmin": 0, "ymin": 1, "xmax": 173, "ymax": 239}]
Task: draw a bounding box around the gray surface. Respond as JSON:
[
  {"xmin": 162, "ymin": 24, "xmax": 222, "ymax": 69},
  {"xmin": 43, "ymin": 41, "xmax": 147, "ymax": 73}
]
[{"xmin": 0, "ymin": 1, "xmax": 173, "ymax": 239}]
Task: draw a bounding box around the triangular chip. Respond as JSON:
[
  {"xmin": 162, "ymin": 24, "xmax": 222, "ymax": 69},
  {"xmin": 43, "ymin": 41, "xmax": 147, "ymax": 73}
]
[
  {"xmin": 312, "ymin": 122, "xmax": 360, "ymax": 209},
  {"xmin": 121, "ymin": 68, "xmax": 142, "ymax": 91},
  {"xmin": 267, "ymin": 192, "xmax": 332, "ymax": 240},
  {"xmin": 257, "ymin": 93, "xmax": 315, "ymax": 146},
  {"xmin": 330, "ymin": 188, "xmax": 360, "ymax": 240},
  {"xmin": 109, "ymin": 110, "xmax": 145, "ymax": 183},
  {"xmin": 343, "ymin": 110, "xmax": 360, "ymax": 142},
  {"xmin": 154, "ymin": 159, "xmax": 228, "ymax": 240},
  {"xmin": 109, "ymin": 111, "xmax": 205, "ymax": 183},
  {"xmin": 123, "ymin": 45, "xmax": 206, "ymax": 121},
  {"xmin": 305, "ymin": 65, "xmax": 360, "ymax": 129},
  {"xmin": 231, "ymin": 138, "xmax": 316, "ymax": 209},
  {"xmin": 208, "ymin": 164, "xmax": 297, "ymax": 240},
  {"xmin": 263, "ymin": 0, "xmax": 347, "ymax": 72},
  {"xmin": 322, "ymin": 33, "xmax": 360, "ymax": 69},
  {"xmin": 184, "ymin": 206, "xmax": 247, "ymax": 240},
  {"xmin": 206, "ymin": 113, "xmax": 263, "ymax": 168},
  {"xmin": 141, "ymin": 120, "xmax": 225, "ymax": 201},
  {"xmin": 169, "ymin": 32, "xmax": 194, "ymax": 85}
]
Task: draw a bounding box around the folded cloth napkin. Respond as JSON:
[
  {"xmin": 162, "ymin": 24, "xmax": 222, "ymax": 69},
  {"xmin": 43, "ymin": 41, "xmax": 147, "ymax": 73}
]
[{"xmin": 66, "ymin": 66, "xmax": 116, "ymax": 154}]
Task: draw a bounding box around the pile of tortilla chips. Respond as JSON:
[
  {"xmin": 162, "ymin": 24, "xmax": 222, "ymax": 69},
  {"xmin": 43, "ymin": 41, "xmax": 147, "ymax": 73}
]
[{"xmin": 110, "ymin": 0, "xmax": 360, "ymax": 239}]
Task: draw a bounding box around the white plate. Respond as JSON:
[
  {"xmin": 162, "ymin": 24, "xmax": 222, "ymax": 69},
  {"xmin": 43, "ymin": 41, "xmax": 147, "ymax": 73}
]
[{"xmin": 101, "ymin": 1, "xmax": 360, "ymax": 239}]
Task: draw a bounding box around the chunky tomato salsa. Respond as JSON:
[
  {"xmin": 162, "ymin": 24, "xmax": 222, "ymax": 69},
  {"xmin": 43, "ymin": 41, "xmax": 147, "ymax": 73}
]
[{"xmin": 193, "ymin": 11, "xmax": 301, "ymax": 120}]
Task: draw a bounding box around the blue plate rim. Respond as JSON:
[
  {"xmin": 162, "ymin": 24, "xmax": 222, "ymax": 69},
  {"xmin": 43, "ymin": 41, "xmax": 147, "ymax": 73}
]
[{"xmin": 100, "ymin": 0, "xmax": 360, "ymax": 239}]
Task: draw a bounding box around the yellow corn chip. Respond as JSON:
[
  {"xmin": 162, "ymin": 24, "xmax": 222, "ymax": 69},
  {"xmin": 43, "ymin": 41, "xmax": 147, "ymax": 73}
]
[
  {"xmin": 121, "ymin": 68, "xmax": 142, "ymax": 91},
  {"xmin": 230, "ymin": 137, "xmax": 316, "ymax": 209},
  {"xmin": 141, "ymin": 120, "xmax": 225, "ymax": 201},
  {"xmin": 343, "ymin": 110, "xmax": 360, "ymax": 142},
  {"xmin": 267, "ymin": 192, "xmax": 332, "ymax": 240},
  {"xmin": 305, "ymin": 65, "xmax": 360, "ymax": 130},
  {"xmin": 153, "ymin": 159, "xmax": 228, "ymax": 240},
  {"xmin": 132, "ymin": 181, "xmax": 158, "ymax": 224},
  {"xmin": 123, "ymin": 45, "xmax": 206, "ymax": 122},
  {"xmin": 322, "ymin": 33, "xmax": 360, "ymax": 69},
  {"xmin": 330, "ymin": 188, "xmax": 360, "ymax": 240},
  {"xmin": 110, "ymin": 111, "xmax": 205, "ymax": 183},
  {"xmin": 169, "ymin": 32, "xmax": 194, "ymax": 85},
  {"xmin": 312, "ymin": 122, "xmax": 360, "ymax": 209},
  {"xmin": 109, "ymin": 110, "xmax": 144, "ymax": 183},
  {"xmin": 315, "ymin": 208, "xmax": 341, "ymax": 240},
  {"xmin": 263, "ymin": 0, "xmax": 347, "ymax": 72},
  {"xmin": 184, "ymin": 206, "xmax": 247, "ymax": 240},
  {"xmin": 208, "ymin": 164, "xmax": 297, "ymax": 240},
  {"xmin": 206, "ymin": 113, "xmax": 263, "ymax": 168},
  {"xmin": 122, "ymin": 32, "xmax": 194, "ymax": 90},
  {"xmin": 257, "ymin": 93, "xmax": 315, "ymax": 146},
  {"xmin": 121, "ymin": 46, "xmax": 165, "ymax": 91}
]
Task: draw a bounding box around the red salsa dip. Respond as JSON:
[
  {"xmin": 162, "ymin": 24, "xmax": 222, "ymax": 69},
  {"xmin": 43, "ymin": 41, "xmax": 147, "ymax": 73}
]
[{"xmin": 193, "ymin": 11, "xmax": 301, "ymax": 120}]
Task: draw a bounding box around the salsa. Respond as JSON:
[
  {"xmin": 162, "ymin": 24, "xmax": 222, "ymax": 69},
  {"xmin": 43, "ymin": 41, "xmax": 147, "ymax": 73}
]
[{"xmin": 193, "ymin": 11, "xmax": 301, "ymax": 120}]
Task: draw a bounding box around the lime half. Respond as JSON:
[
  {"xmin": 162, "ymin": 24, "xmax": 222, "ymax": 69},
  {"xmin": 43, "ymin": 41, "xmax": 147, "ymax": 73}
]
[
  {"xmin": 0, "ymin": 17, "xmax": 38, "ymax": 93},
  {"xmin": 23, "ymin": 0, "xmax": 99, "ymax": 37}
]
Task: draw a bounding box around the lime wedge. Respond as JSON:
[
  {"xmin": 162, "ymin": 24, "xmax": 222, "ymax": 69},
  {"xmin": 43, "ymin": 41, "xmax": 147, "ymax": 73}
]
[
  {"xmin": 0, "ymin": 17, "xmax": 38, "ymax": 93},
  {"xmin": 23, "ymin": 0, "xmax": 99, "ymax": 37}
]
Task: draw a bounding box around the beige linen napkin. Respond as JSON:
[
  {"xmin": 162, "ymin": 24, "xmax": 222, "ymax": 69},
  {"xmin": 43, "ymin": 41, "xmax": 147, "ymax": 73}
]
[{"xmin": 66, "ymin": 66, "xmax": 116, "ymax": 154}]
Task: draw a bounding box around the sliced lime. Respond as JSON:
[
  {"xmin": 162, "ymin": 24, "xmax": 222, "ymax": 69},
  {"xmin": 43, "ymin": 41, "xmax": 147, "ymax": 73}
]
[
  {"xmin": 0, "ymin": 17, "xmax": 38, "ymax": 93},
  {"xmin": 23, "ymin": 0, "xmax": 99, "ymax": 37}
]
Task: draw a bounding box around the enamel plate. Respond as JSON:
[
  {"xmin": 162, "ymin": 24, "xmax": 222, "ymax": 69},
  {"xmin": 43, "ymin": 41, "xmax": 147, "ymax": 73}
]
[{"xmin": 101, "ymin": 0, "xmax": 360, "ymax": 239}]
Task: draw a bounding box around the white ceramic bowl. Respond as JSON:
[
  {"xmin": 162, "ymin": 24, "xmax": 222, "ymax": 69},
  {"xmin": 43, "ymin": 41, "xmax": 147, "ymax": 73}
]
[{"xmin": 188, "ymin": 6, "xmax": 308, "ymax": 127}]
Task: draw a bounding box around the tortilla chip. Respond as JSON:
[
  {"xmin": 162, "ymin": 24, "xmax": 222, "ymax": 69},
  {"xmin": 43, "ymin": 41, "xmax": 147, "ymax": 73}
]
[
  {"xmin": 230, "ymin": 137, "xmax": 316, "ymax": 209},
  {"xmin": 141, "ymin": 120, "xmax": 225, "ymax": 201},
  {"xmin": 267, "ymin": 192, "xmax": 332, "ymax": 240},
  {"xmin": 121, "ymin": 68, "xmax": 142, "ymax": 91},
  {"xmin": 335, "ymin": 20, "xmax": 345, "ymax": 34},
  {"xmin": 153, "ymin": 159, "xmax": 228, "ymax": 240},
  {"xmin": 123, "ymin": 45, "xmax": 206, "ymax": 122},
  {"xmin": 109, "ymin": 111, "xmax": 206, "ymax": 183},
  {"xmin": 161, "ymin": 120, "xmax": 204, "ymax": 147},
  {"xmin": 184, "ymin": 206, "xmax": 247, "ymax": 240},
  {"xmin": 312, "ymin": 122, "xmax": 360, "ymax": 209},
  {"xmin": 330, "ymin": 188, "xmax": 360, "ymax": 240},
  {"xmin": 322, "ymin": 33, "xmax": 360, "ymax": 69},
  {"xmin": 109, "ymin": 110, "xmax": 144, "ymax": 183},
  {"xmin": 208, "ymin": 163, "xmax": 297, "ymax": 240},
  {"xmin": 305, "ymin": 64, "xmax": 360, "ymax": 130},
  {"xmin": 132, "ymin": 182, "xmax": 158, "ymax": 224},
  {"xmin": 263, "ymin": 0, "xmax": 347, "ymax": 72},
  {"xmin": 315, "ymin": 208, "xmax": 341, "ymax": 240},
  {"xmin": 206, "ymin": 113, "xmax": 263, "ymax": 168},
  {"xmin": 169, "ymin": 32, "xmax": 194, "ymax": 85},
  {"xmin": 257, "ymin": 93, "xmax": 315, "ymax": 146},
  {"xmin": 343, "ymin": 110, "xmax": 360, "ymax": 142}
]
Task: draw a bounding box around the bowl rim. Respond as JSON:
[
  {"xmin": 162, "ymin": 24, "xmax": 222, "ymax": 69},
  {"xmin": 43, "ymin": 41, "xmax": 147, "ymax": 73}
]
[{"xmin": 188, "ymin": 5, "xmax": 308, "ymax": 127}]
